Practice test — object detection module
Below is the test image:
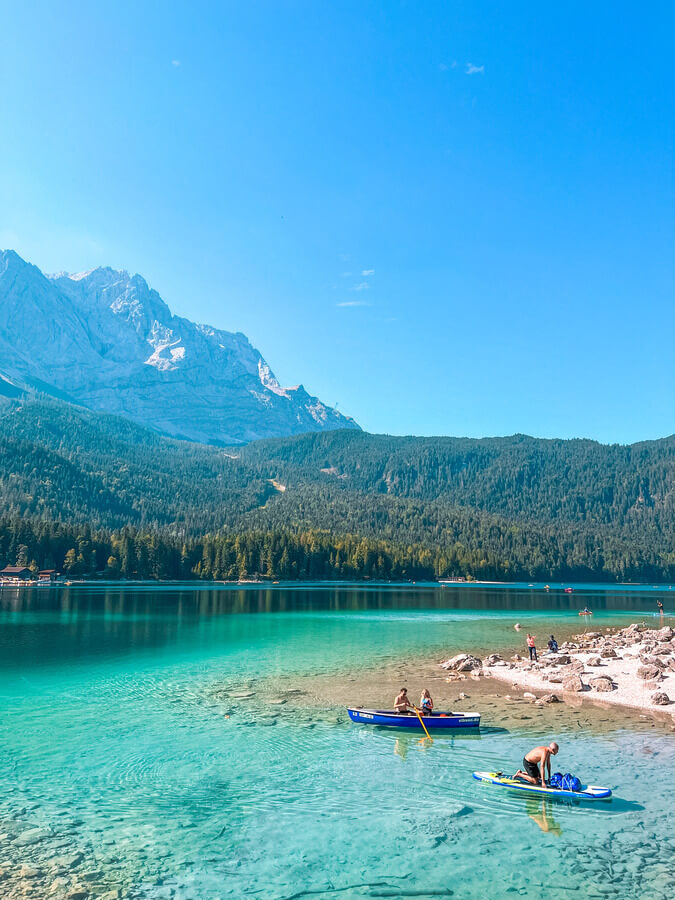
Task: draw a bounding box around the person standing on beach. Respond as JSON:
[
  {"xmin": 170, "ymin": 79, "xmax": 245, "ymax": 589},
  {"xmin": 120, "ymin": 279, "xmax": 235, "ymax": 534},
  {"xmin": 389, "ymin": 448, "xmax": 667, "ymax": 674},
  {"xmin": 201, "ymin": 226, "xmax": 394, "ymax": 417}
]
[
  {"xmin": 526, "ymin": 633, "xmax": 537, "ymax": 661},
  {"xmin": 657, "ymin": 598, "xmax": 664, "ymax": 616}
]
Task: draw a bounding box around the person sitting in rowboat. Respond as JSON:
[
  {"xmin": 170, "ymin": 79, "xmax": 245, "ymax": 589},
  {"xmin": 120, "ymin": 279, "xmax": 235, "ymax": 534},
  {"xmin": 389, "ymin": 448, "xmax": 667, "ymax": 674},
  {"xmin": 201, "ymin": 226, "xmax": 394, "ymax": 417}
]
[
  {"xmin": 514, "ymin": 742, "xmax": 559, "ymax": 787},
  {"xmin": 420, "ymin": 689, "xmax": 434, "ymax": 714},
  {"xmin": 420, "ymin": 689, "xmax": 434, "ymax": 715},
  {"xmin": 394, "ymin": 687, "xmax": 414, "ymax": 714}
]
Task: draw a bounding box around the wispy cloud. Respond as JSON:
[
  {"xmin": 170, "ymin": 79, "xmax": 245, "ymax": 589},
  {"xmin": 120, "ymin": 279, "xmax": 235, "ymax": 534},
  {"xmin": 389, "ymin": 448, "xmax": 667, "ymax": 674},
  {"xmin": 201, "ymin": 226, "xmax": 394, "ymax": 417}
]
[
  {"xmin": 172, "ymin": 59, "xmax": 181, "ymax": 67},
  {"xmin": 341, "ymin": 271, "xmax": 352, "ymax": 277},
  {"xmin": 337, "ymin": 300, "xmax": 370, "ymax": 307},
  {"xmin": 465, "ymin": 63, "xmax": 484, "ymax": 75},
  {"xmin": 351, "ymin": 281, "xmax": 369, "ymax": 291},
  {"xmin": 361, "ymin": 268, "xmax": 374, "ymax": 276}
]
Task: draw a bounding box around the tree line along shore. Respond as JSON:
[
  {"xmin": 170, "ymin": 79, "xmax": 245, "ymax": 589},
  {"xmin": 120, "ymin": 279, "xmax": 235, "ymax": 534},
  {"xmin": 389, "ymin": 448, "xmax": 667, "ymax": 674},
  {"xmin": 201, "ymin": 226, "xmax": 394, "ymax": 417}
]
[{"xmin": 1, "ymin": 515, "xmax": 675, "ymax": 584}]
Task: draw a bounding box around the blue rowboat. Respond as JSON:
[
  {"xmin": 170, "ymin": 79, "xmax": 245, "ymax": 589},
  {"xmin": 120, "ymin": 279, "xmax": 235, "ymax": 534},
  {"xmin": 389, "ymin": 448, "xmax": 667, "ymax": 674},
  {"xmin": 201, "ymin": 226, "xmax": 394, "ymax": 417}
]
[{"xmin": 347, "ymin": 708, "xmax": 480, "ymax": 729}]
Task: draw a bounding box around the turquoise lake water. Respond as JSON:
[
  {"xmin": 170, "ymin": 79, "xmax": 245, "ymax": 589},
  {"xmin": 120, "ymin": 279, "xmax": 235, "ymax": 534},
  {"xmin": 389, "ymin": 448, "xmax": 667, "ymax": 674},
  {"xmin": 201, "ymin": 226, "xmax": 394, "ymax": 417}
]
[{"xmin": 0, "ymin": 583, "xmax": 673, "ymax": 899}]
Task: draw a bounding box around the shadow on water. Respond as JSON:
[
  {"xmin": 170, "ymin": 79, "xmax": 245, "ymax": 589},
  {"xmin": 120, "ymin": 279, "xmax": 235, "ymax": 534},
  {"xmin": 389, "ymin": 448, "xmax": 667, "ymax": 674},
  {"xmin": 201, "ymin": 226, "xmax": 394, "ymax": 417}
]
[
  {"xmin": 490, "ymin": 789, "xmax": 643, "ymax": 815},
  {"xmin": 602, "ymin": 797, "xmax": 645, "ymax": 813}
]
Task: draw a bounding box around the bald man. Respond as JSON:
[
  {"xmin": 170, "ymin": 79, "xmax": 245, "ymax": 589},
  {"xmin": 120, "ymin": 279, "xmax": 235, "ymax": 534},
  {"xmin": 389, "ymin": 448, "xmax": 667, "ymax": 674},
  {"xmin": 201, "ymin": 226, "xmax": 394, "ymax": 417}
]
[{"xmin": 514, "ymin": 742, "xmax": 559, "ymax": 787}]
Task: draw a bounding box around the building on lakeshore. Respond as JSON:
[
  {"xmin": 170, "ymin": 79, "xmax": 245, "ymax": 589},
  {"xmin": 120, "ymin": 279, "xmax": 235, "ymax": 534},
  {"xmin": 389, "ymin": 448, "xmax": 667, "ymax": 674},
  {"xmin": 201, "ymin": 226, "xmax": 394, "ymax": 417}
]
[
  {"xmin": 38, "ymin": 569, "xmax": 58, "ymax": 583},
  {"xmin": 0, "ymin": 566, "xmax": 33, "ymax": 581}
]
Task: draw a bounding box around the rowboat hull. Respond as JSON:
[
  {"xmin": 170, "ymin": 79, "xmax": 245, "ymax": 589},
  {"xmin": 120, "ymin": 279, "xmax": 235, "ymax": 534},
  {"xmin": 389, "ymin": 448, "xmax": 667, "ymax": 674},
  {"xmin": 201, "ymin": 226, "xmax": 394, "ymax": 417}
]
[{"xmin": 347, "ymin": 708, "xmax": 480, "ymax": 729}]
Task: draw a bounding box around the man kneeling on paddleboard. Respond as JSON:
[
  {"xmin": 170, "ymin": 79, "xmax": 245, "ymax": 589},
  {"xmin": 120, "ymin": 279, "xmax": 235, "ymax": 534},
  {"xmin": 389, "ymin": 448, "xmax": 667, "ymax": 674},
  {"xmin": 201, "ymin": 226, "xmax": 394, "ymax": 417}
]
[{"xmin": 514, "ymin": 742, "xmax": 559, "ymax": 786}]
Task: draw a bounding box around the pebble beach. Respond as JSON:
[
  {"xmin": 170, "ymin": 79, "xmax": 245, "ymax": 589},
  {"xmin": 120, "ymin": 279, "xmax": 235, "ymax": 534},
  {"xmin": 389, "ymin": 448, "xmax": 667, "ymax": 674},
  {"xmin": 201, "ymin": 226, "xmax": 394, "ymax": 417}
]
[{"xmin": 441, "ymin": 622, "xmax": 675, "ymax": 718}]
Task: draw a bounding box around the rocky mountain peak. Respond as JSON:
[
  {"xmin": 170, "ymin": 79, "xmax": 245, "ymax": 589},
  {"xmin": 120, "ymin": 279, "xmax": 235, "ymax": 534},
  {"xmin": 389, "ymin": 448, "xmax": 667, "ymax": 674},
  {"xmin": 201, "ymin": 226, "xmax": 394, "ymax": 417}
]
[{"xmin": 0, "ymin": 250, "xmax": 359, "ymax": 445}]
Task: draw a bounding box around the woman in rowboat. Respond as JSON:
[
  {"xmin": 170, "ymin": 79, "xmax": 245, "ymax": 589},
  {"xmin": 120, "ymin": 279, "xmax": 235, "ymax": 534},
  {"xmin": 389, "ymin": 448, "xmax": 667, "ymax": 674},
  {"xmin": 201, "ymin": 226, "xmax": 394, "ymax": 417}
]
[{"xmin": 420, "ymin": 689, "xmax": 434, "ymax": 715}]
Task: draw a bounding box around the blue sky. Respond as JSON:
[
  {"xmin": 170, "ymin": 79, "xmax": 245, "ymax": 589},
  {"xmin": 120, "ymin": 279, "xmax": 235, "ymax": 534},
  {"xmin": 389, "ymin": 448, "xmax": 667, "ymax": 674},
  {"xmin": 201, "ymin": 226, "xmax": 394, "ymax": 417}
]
[{"xmin": 0, "ymin": 1, "xmax": 672, "ymax": 443}]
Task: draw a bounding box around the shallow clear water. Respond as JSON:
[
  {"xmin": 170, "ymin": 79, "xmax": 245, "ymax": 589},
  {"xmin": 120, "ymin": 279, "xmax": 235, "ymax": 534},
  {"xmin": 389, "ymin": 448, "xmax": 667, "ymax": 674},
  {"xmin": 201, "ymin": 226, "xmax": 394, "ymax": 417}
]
[{"xmin": 0, "ymin": 584, "xmax": 673, "ymax": 899}]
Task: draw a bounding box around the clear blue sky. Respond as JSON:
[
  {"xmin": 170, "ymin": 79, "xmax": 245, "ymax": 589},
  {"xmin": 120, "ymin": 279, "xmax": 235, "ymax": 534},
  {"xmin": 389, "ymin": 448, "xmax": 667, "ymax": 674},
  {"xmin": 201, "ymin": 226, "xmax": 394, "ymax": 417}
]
[{"xmin": 0, "ymin": 1, "xmax": 672, "ymax": 443}]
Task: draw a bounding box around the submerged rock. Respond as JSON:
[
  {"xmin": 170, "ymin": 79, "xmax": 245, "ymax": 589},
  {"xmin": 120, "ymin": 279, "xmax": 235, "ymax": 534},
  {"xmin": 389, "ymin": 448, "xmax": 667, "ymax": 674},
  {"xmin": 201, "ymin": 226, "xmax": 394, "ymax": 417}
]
[
  {"xmin": 66, "ymin": 889, "xmax": 88, "ymax": 900},
  {"xmin": 14, "ymin": 827, "xmax": 51, "ymax": 846},
  {"xmin": 18, "ymin": 864, "xmax": 40, "ymax": 878}
]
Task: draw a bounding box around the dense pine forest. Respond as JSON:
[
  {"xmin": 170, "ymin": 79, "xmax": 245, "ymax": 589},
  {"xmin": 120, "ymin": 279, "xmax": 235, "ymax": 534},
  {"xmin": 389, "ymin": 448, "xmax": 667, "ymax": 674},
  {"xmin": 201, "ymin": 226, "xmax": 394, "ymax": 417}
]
[{"xmin": 1, "ymin": 398, "xmax": 673, "ymax": 582}]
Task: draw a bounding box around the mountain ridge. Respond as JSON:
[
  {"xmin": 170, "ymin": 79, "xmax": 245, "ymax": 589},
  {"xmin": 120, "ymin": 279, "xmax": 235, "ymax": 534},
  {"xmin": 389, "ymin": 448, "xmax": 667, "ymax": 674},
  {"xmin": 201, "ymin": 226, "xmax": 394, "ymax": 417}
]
[{"xmin": 0, "ymin": 249, "xmax": 358, "ymax": 444}]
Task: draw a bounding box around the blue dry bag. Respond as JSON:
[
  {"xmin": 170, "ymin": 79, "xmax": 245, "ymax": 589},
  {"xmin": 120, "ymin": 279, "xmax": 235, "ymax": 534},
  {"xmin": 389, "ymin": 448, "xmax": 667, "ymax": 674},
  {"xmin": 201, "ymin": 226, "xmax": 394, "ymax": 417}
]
[
  {"xmin": 562, "ymin": 773, "xmax": 581, "ymax": 792},
  {"xmin": 549, "ymin": 772, "xmax": 563, "ymax": 789}
]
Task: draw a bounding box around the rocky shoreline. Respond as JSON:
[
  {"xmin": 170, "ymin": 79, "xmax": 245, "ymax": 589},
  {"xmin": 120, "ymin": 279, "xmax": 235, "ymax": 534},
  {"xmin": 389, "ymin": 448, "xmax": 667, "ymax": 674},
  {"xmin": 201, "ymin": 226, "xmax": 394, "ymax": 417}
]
[{"xmin": 441, "ymin": 623, "xmax": 675, "ymax": 717}]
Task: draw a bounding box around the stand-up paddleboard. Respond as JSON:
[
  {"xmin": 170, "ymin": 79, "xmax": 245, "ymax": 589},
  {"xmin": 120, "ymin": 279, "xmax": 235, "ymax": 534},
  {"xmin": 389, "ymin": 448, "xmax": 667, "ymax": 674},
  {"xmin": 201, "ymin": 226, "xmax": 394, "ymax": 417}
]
[{"xmin": 473, "ymin": 771, "xmax": 611, "ymax": 800}]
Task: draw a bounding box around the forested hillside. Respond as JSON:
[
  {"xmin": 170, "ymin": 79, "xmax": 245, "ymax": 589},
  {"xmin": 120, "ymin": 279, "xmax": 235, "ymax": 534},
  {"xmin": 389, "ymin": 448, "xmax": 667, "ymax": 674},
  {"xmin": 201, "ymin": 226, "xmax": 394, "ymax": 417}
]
[
  {"xmin": 0, "ymin": 399, "xmax": 273, "ymax": 531},
  {"xmin": 239, "ymin": 430, "xmax": 675, "ymax": 528},
  {"xmin": 0, "ymin": 398, "xmax": 673, "ymax": 582}
]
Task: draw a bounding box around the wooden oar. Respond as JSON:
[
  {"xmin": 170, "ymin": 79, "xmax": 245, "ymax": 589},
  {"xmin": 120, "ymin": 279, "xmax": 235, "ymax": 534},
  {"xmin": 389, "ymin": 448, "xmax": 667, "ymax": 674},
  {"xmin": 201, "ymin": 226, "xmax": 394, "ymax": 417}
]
[{"xmin": 413, "ymin": 706, "xmax": 432, "ymax": 740}]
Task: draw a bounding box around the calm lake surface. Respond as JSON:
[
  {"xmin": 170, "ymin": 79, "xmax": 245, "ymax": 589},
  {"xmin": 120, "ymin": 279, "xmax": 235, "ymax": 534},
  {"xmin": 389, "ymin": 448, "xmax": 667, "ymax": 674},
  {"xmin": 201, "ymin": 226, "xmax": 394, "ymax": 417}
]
[{"xmin": 0, "ymin": 583, "xmax": 673, "ymax": 899}]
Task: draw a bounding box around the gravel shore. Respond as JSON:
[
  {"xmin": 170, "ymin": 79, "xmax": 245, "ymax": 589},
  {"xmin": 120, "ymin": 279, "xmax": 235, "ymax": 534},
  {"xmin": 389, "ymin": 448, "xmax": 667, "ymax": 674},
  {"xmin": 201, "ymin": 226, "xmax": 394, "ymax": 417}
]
[{"xmin": 441, "ymin": 622, "xmax": 675, "ymax": 717}]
